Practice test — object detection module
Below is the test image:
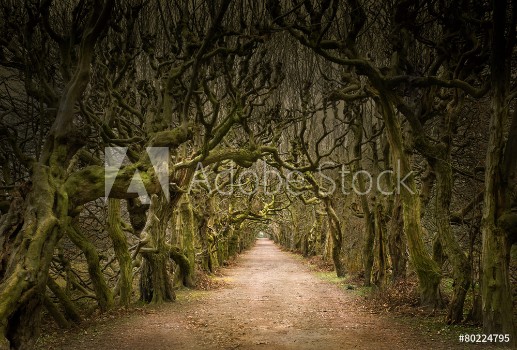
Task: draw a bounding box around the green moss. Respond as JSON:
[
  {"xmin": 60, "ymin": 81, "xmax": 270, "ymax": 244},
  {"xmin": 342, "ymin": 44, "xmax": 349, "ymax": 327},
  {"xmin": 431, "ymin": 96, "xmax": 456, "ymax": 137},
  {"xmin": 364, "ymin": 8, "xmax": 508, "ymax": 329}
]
[
  {"xmin": 440, "ymin": 278, "xmax": 454, "ymax": 295},
  {"xmin": 175, "ymin": 290, "xmax": 210, "ymax": 302},
  {"xmin": 314, "ymin": 271, "xmax": 345, "ymax": 284},
  {"xmin": 150, "ymin": 125, "xmax": 193, "ymax": 148},
  {"xmin": 313, "ymin": 271, "xmax": 373, "ymax": 296}
]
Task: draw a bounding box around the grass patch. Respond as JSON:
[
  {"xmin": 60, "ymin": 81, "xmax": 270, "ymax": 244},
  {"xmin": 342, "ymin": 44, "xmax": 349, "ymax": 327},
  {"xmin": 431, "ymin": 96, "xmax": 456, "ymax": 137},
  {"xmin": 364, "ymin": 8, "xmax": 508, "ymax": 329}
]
[
  {"xmin": 282, "ymin": 248, "xmax": 372, "ymax": 297},
  {"xmin": 314, "ymin": 271, "xmax": 343, "ymax": 284},
  {"xmin": 176, "ymin": 289, "xmax": 210, "ymax": 302},
  {"xmin": 313, "ymin": 271, "xmax": 373, "ymax": 296}
]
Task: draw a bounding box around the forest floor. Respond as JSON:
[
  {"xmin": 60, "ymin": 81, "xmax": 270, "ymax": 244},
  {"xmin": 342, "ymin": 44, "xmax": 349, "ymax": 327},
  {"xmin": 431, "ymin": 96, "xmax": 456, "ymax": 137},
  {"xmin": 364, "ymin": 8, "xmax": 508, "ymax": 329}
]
[{"xmin": 36, "ymin": 239, "xmax": 507, "ymax": 350}]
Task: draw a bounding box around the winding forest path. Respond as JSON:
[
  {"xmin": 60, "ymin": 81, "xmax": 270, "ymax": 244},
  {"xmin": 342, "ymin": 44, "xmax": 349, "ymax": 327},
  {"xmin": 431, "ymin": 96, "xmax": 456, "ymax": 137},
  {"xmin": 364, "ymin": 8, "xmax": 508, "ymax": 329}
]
[{"xmin": 41, "ymin": 239, "xmax": 484, "ymax": 349}]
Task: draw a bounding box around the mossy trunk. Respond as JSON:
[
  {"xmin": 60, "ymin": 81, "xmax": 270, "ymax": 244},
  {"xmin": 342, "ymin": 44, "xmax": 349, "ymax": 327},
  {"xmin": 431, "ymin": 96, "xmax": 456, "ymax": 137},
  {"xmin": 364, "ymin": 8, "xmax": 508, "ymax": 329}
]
[
  {"xmin": 140, "ymin": 251, "xmax": 175, "ymax": 303},
  {"xmin": 479, "ymin": 1, "xmax": 516, "ymax": 343},
  {"xmin": 107, "ymin": 199, "xmax": 133, "ymax": 306},
  {"xmin": 202, "ymin": 197, "xmax": 220, "ymax": 272},
  {"xmin": 373, "ymin": 203, "xmax": 388, "ymax": 288},
  {"xmin": 481, "ymin": 147, "xmax": 516, "ymax": 340},
  {"xmin": 0, "ymin": 165, "xmax": 64, "ymax": 350},
  {"xmin": 46, "ymin": 278, "xmax": 81, "ymax": 324},
  {"xmin": 323, "ymin": 198, "xmax": 346, "ymax": 277},
  {"xmin": 66, "ymin": 223, "xmax": 114, "ymax": 311},
  {"xmin": 361, "ymin": 213, "xmax": 375, "ymax": 284},
  {"xmin": 216, "ymin": 226, "xmax": 231, "ymax": 265},
  {"xmin": 139, "ymin": 195, "xmax": 176, "ymax": 303},
  {"xmin": 432, "ymin": 159, "xmax": 470, "ymax": 323},
  {"xmin": 0, "ymin": 7, "xmax": 112, "ymax": 346},
  {"xmin": 331, "ymin": 240, "xmax": 346, "ymax": 277},
  {"xmin": 178, "ymin": 197, "xmax": 196, "ymax": 287},
  {"xmin": 379, "ymin": 97, "xmax": 442, "ymax": 307},
  {"xmin": 351, "ymin": 120, "xmax": 376, "ymax": 286},
  {"xmin": 314, "ymin": 211, "xmax": 324, "ymax": 255},
  {"xmin": 0, "ymin": 197, "xmax": 24, "ymax": 279},
  {"xmin": 6, "ymin": 294, "xmax": 45, "ymax": 350},
  {"xmin": 168, "ymin": 246, "xmax": 193, "ymax": 287},
  {"xmin": 195, "ymin": 211, "xmax": 212, "ymax": 272},
  {"xmin": 229, "ymin": 232, "xmax": 240, "ymax": 258},
  {"xmin": 208, "ymin": 234, "xmax": 219, "ymax": 271},
  {"xmin": 387, "ymin": 197, "xmax": 407, "ymax": 281},
  {"xmin": 42, "ymin": 294, "xmax": 70, "ymax": 329},
  {"xmin": 301, "ymin": 232, "xmax": 309, "ymax": 257}
]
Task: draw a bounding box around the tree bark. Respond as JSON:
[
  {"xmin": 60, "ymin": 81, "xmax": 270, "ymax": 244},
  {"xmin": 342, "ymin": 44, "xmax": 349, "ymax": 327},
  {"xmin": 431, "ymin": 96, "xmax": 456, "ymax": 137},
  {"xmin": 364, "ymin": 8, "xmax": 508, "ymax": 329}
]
[
  {"xmin": 349, "ymin": 108, "xmax": 376, "ymax": 285},
  {"xmin": 195, "ymin": 210, "xmax": 213, "ymax": 272},
  {"xmin": 378, "ymin": 97, "xmax": 442, "ymax": 307},
  {"xmin": 42, "ymin": 294, "xmax": 69, "ymax": 329},
  {"xmin": 432, "ymin": 158, "xmax": 470, "ymax": 323},
  {"xmin": 480, "ymin": 0, "xmax": 516, "ymax": 343},
  {"xmin": 0, "ymin": 165, "xmax": 62, "ymax": 350},
  {"xmin": 387, "ymin": 196, "xmax": 407, "ymax": 281},
  {"xmin": 323, "ymin": 198, "xmax": 346, "ymax": 277},
  {"xmin": 373, "ymin": 202, "xmax": 388, "ymax": 288},
  {"xmin": 46, "ymin": 278, "xmax": 81, "ymax": 324},
  {"xmin": 66, "ymin": 223, "xmax": 114, "ymax": 311},
  {"xmin": 107, "ymin": 199, "xmax": 132, "ymax": 306},
  {"xmin": 138, "ymin": 195, "xmax": 175, "ymax": 303},
  {"xmin": 178, "ymin": 197, "xmax": 196, "ymax": 287}
]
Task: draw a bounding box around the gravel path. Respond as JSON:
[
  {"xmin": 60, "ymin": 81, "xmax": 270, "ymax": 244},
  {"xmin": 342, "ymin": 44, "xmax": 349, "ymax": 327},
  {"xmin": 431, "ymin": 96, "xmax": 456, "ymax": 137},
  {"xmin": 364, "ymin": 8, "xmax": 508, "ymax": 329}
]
[{"xmin": 40, "ymin": 239, "xmax": 488, "ymax": 349}]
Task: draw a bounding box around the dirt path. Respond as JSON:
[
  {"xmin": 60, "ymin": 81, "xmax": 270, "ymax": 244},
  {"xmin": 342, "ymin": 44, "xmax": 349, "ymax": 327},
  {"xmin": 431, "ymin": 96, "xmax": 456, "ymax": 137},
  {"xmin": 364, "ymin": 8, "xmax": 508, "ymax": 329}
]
[{"xmin": 40, "ymin": 239, "xmax": 487, "ymax": 349}]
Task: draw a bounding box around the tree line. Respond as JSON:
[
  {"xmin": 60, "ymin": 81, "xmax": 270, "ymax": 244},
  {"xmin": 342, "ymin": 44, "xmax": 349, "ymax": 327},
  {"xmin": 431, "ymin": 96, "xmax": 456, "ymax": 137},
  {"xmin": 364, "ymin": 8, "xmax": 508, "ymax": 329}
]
[{"xmin": 0, "ymin": 0, "xmax": 515, "ymax": 348}]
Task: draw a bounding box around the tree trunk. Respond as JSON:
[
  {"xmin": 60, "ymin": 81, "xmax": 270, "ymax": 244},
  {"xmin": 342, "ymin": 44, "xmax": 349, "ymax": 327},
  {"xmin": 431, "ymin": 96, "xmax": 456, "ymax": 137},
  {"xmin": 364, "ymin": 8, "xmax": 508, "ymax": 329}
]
[
  {"xmin": 107, "ymin": 199, "xmax": 133, "ymax": 306},
  {"xmin": 387, "ymin": 196, "xmax": 407, "ymax": 282},
  {"xmin": 323, "ymin": 198, "xmax": 346, "ymax": 277},
  {"xmin": 42, "ymin": 294, "xmax": 69, "ymax": 329},
  {"xmin": 0, "ymin": 165, "xmax": 63, "ymax": 350},
  {"xmin": 138, "ymin": 195, "xmax": 176, "ymax": 303},
  {"xmin": 196, "ymin": 211, "xmax": 212, "ymax": 272},
  {"xmin": 0, "ymin": 4, "xmax": 113, "ymax": 346},
  {"xmin": 46, "ymin": 278, "xmax": 81, "ymax": 324},
  {"xmin": 481, "ymin": 113, "xmax": 516, "ymax": 339},
  {"xmin": 313, "ymin": 211, "xmax": 324, "ymax": 255},
  {"xmin": 350, "ymin": 111, "xmax": 376, "ymax": 285},
  {"xmin": 432, "ymin": 159, "xmax": 470, "ymax": 324},
  {"xmin": 379, "ymin": 97, "xmax": 442, "ymax": 307},
  {"xmin": 480, "ymin": 0, "xmax": 516, "ymax": 343},
  {"xmin": 178, "ymin": 197, "xmax": 196, "ymax": 287},
  {"xmin": 139, "ymin": 251, "xmax": 175, "ymax": 303},
  {"xmin": 0, "ymin": 196, "xmax": 24, "ymax": 279},
  {"xmin": 228, "ymin": 229, "xmax": 240, "ymax": 258},
  {"xmin": 373, "ymin": 203, "xmax": 388, "ymax": 288},
  {"xmin": 66, "ymin": 222, "xmax": 114, "ymax": 311}
]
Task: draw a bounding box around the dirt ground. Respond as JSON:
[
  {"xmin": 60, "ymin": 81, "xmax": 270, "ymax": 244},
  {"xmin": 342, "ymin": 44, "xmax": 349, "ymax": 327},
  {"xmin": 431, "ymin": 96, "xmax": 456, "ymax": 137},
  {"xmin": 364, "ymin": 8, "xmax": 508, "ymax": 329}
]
[{"xmin": 37, "ymin": 239, "xmax": 504, "ymax": 349}]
